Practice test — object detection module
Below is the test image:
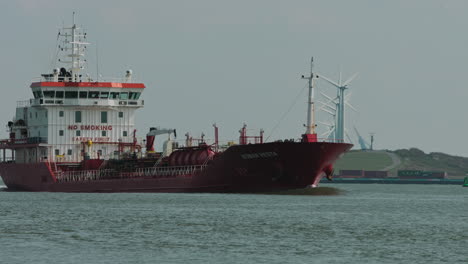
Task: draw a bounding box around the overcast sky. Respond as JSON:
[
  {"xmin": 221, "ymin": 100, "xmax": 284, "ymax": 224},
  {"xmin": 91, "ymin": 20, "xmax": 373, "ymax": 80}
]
[{"xmin": 1, "ymin": 0, "xmax": 468, "ymax": 156}]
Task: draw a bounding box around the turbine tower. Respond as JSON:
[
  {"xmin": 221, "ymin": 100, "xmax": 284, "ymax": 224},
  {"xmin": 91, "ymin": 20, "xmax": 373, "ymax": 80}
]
[{"xmin": 317, "ymin": 70, "xmax": 358, "ymax": 141}]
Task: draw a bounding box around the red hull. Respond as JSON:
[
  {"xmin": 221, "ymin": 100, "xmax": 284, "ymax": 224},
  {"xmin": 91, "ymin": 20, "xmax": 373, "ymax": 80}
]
[{"xmin": 0, "ymin": 142, "xmax": 352, "ymax": 193}]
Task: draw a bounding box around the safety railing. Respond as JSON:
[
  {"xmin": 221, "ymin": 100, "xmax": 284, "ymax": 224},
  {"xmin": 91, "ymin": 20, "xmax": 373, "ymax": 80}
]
[
  {"xmin": 56, "ymin": 169, "xmax": 116, "ymax": 182},
  {"xmin": 33, "ymin": 75, "xmax": 140, "ymax": 83},
  {"xmin": 136, "ymin": 165, "xmax": 207, "ymax": 178},
  {"xmin": 0, "ymin": 137, "xmax": 47, "ymax": 146},
  {"xmin": 272, "ymin": 138, "xmax": 346, "ymax": 143},
  {"xmin": 56, "ymin": 165, "xmax": 207, "ymax": 183},
  {"xmin": 27, "ymin": 98, "xmax": 144, "ymax": 107}
]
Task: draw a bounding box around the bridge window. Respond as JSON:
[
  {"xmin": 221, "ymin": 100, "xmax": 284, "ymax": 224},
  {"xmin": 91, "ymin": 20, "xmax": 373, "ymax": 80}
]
[
  {"xmin": 100, "ymin": 92, "xmax": 109, "ymax": 99},
  {"xmin": 59, "ymin": 130, "xmax": 64, "ymax": 136},
  {"xmin": 65, "ymin": 91, "xmax": 78, "ymax": 99},
  {"xmin": 102, "ymin": 131, "xmax": 107, "ymax": 137},
  {"xmin": 43, "ymin": 91, "xmax": 55, "ymax": 98},
  {"xmin": 89, "ymin": 91, "xmax": 99, "ymax": 99},
  {"xmin": 75, "ymin": 111, "xmax": 82, "ymax": 123},
  {"xmin": 33, "ymin": 91, "xmax": 43, "ymax": 99},
  {"xmin": 67, "ymin": 149, "xmax": 72, "ymax": 155},
  {"xmin": 79, "ymin": 91, "xmax": 88, "ymax": 99},
  {"xmin": 120, "ymin": 92, "xmax": 128, "ymax": 100},
  {"xmin": 59, "ymin": 111, "xmax": 64, "ymax": 117},
  {"xmin": 101, "ymin": 111, "xmax": 107, "ymax": 123},
  {"xmin": 56, "ymin": 91, "xmax": 64, "ymax": 98},
  {"xmin": 129, "ymin": 92, "xmax": 140, "ymax": 100},
  {"xmin": 119, "ymin": 112, "xmax": 123, "ymax": 118},
  {"xmin": 76, "ymin": 130, "xmax": 81, "ymax": 136},
  {"xmin": 110, "ymin": 92, "xmax": 120, "ymax": 99},
  {"xmin": 123, "ymin": 131, "xmax": 128, "ymax": 137},
  {"xmin": 55, "ymin": 149, "xmax": 60, "ymax": 155}
]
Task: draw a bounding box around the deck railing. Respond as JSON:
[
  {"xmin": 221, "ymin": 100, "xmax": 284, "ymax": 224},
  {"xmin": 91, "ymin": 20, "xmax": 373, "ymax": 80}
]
[{"xmin": 56, "ymin": 165, "xmax": 207, "ymax": 183}]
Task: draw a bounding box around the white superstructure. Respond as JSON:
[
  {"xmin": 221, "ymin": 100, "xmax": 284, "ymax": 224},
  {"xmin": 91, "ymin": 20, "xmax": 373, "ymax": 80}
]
[{"xmin": 5, "ymin": 15, "xmax": 145, "ymax": 164}]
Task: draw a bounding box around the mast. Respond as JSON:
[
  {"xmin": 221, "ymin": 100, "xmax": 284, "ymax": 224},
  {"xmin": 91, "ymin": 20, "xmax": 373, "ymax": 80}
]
[
  {"xmin": 57, "ymin": 13, "xmax": 89, "ymax": 82},
  {"xmin": 71, "ymin": 12, "xmax": 76, "ymax": 81},
  {"xmin": 301, "ymin": 57, "xmax": 317, "ymax": 142}
]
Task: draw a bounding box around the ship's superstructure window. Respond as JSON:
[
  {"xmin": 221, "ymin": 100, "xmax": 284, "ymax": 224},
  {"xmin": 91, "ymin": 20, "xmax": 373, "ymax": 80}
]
[
  {"xmin": 102, "ymin": 131, "xmax": 107, "ymax": 137},
  {"xmin": 89, "ymin": 91, "xmax": 99, "ymax": 98},
  {"xmin": 59, "ymin": 130, "xmax": 64, "ymax": 136},
  {"xmin": 129, "ymin": 92, "xmax": 140, "ymax": 100},
  {"xmin": 76, "ymin": 130, "xmax": 81, "ymax": 136},
  {"xmin": 100, "ymin": 92, "xmax": 109, "ymax": 99},
  {"xmin": 123, "ymin": 131, "xmax": 128, "ymax": 137},
  {"xmin": 45, "ymin": 111, "xmax": 47, "ymax": 118},
  {"xmin": 59, "ymin": 111, "xmax": 64, "ymax": 117},
  {"xmin": 44, "ymin": 91, "xmax": 54, "ymax": 98},
  {"xmin": 101, "ymin": 111, "xmax": 107, "ymax": 123},
  {"xmin": 65, "ymin": 91, "xmax": 78, "ymax": 99},
  {"xmin": 35, "ymin": 112, "xmax": 38, "ymax": 118},
  {"xmin": 119, "ymin": 112, "xmax": 123, "ymax": 118},
  {"xmin": 67, "ymin": 149, "xmax": 72, "ymax": 155},
  {"xmin": 120, "ymin": 92, "xmax": 128, "ymax": 100},
  {"xmin": 110, "ymin": 92, "xmax": 119, "ymax": 99},
  {"xmin": 29, "ymin": 112, "xmax": 32, "ymax": 118},
  {"xmin": 56, "ymin": 91, "xmax": 64, "ymax": 98},
  {"xmin": 75, "ymin": 111, "xmax": 82, "ymax": 123},
  {"xmin": 55, "ymin": 149, "xmax": 59, "ymax": 155},
  {"xmin": 33, "ymin": 91, "xmax": 43, "ymax": 98},
  {"xmin": 79, "ymin": 91, "xmax": 87, "ymax": 99}
]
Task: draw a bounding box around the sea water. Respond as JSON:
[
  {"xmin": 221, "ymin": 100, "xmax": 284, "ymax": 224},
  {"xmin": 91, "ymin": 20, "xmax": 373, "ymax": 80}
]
[{"xmin": 0, "ymin": 183, "xmax": 466, "ymax": 264}]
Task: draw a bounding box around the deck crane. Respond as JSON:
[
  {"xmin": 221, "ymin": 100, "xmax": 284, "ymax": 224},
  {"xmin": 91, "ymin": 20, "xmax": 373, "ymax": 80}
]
[{"xmin": 145, "ymin": 127, "xmax": 177, "ymax": 152}]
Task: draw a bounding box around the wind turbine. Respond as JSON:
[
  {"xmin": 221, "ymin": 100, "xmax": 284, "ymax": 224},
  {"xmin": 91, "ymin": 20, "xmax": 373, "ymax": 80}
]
[
  {"xmin": 316, "ymin": 70, "xmax": 358, "ymax": 141},
  {"xmin": 354, "ymin": 126, "xmax": 370, "ymax": 150}
]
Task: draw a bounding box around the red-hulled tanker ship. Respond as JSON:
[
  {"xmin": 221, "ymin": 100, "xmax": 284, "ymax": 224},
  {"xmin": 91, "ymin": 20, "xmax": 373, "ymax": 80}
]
[{"xmin": 0, "ymin": 17, "xmax": 352, "ymax": 192}]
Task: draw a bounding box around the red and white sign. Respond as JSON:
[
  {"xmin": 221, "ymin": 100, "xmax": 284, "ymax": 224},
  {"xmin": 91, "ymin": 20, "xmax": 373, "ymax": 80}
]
[
  {"xmin": 68, "ymin": 125, "xmax": 113, "ymax": 131},
  {"xmin": 72, "ymin": 137, "xmax": 111, "ymax": 142}
]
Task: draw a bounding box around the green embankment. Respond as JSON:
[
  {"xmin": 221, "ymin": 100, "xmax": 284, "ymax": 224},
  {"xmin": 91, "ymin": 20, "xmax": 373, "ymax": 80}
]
[
  {"xmin": 334, "ymin": 148, "xmax": 468, "ymax": 178},
  {"xmin": 334, "ymin": 151, "xmax": 393, "ymax": 171}
]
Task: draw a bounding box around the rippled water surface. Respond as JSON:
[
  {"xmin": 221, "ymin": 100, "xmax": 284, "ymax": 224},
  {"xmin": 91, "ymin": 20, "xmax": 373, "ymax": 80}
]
[{"xmin": 0, "ymin": 183, "xmax": 466, "ymax": 264}]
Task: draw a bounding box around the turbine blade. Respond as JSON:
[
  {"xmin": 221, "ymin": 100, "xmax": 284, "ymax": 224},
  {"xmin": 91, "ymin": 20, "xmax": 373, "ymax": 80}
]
[
  {"xmin": 343, "ymin": 72, "xmax": 359, "ymax": 86},
  {"xmin": 345, "ymin": 131, "xmax": 353, "ymax": 143},
  {"xmin": 339, "ymin": 67, "xmax": 342, "ymax": 86},
  {"xmin": 320, "ymin": 92, "xmax": 339, "ymax": 103},
  {"xmin": 320, "ymin": 92, "xmax": 333, "ymax": 100},
  {"xmin": 317, "ymin": 74, "xmax": 340, "ymax": 88},
  {"xmin": 321, "ymin": 108, "xmax": 336, "ymax": 116},
  {"xmin": 322, "ymin": 127, "xmax": 335, "ymax": 138},
  {"xmin": 318, "ymin": 121, "xmax": 333, "ymax": 127},
  {"xmin": 318, "ymin": 101, "xmax": 337, "ymax": 111},
  {"xmin": 345, "ymin": 101, "xmax": 358, "ymax": 112}
]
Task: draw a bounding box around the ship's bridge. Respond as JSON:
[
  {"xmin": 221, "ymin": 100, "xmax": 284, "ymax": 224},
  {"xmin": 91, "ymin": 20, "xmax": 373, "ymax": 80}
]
[{"xmin": 26, "ymin": 80, "xmax": 145, "ymax": 108}]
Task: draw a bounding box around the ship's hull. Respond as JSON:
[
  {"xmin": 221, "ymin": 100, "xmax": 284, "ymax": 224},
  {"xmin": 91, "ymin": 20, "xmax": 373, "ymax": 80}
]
[{"xmin": 0, "ymin": 141, "xmax": 352, "ymax": 193}]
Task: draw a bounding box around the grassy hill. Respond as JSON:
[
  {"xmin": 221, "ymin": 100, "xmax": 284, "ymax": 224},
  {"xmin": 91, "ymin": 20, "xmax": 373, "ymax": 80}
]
[
  {"xmin": 334, "ymin": 151, "xmax": 393, "ymax": 171},
  {"xmin": 334, "ymin": 148, "xmax": 468, "ymax": 178}
]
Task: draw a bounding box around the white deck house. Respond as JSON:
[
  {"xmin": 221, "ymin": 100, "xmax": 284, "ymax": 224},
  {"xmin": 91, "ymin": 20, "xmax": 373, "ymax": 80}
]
[{"xmin": 2, "ymin": 15, "xmax": 146, "ymax": 164}]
